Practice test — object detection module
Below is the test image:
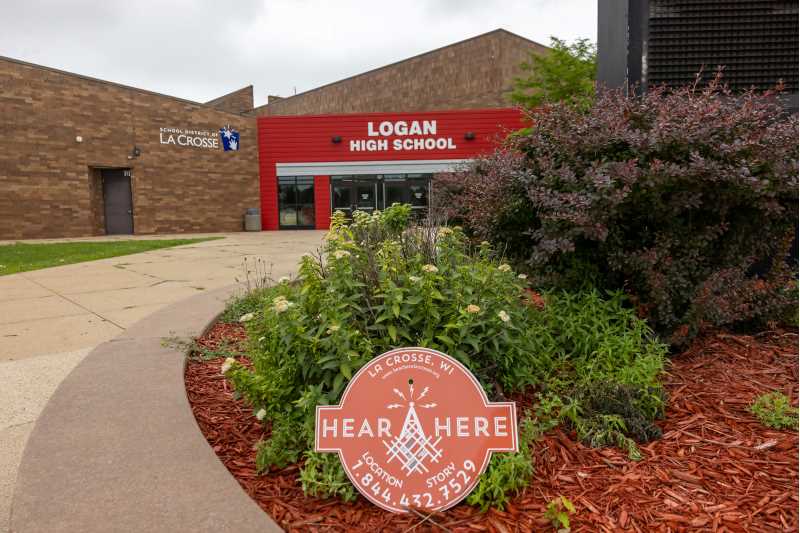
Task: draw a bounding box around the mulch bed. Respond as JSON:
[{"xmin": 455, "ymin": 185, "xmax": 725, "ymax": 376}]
[{"xmin": 186, "ymin": 323, "xmax": 799, "ymax": 532}]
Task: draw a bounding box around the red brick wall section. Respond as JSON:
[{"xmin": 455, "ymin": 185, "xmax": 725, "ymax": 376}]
[{"xmin": 314, "ymin": 176, "xmax": 331, "ymax": 229}]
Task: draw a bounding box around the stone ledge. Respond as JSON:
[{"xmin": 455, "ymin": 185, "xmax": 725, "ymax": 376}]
[{"xmin": 10, "ymin": 285, "xmax": 282, "ymax": 533}]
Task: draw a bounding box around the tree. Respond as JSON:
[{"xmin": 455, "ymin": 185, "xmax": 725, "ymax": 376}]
[{"xmin": 510, "ymin": 37, "xmax": 597, "ymax": 108}]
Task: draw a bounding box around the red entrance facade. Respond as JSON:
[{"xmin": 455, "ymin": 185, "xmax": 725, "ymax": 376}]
[{"xmin": 257, "ymin": 108, "xmax": 525, "ymax": 230}]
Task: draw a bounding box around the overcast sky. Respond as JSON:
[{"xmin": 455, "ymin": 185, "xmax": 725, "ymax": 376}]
[{"xmin": 0, "ymin": 1, "xmax": 597, "ymax": 105}]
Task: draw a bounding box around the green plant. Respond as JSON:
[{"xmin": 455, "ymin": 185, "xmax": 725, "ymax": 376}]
[
  {"xmin": 750, "ymin": 391, "xmax": 798, "ymax": 430},
  {"xmin": 299, "ymin": 451, "xmax": 358, "ymax": 502},
  {"xmin": 219, "ymin": 287, "xmax": 272, "ymax": 324},
  {"xmin": 255, "ymin": 417, "xmax": 306, "ymax": 470},
  {"xmin": 544, "ymin": 495, "xmax": 576, "ymax": 531},
  {"xmin": 510, "ymin": 37, "xmax": 596, "ymax": 109},
  {"xmin": 439, "ymin": 74, "xmax": 799, "ymax": 345},
  {"xmin": 188, "ymin": 339, "xmax": 243, "ymax": 361},
  {"xmin": 222, "ymin": 205, "xmax": 667, "ymax": 506},
  {"xmin": 466, "ymin": 416, "xmax": 541, "ymax": 510}
]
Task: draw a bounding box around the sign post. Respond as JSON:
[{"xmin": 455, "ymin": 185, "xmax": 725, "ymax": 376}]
[{"xmin": 315, "ymin": 347, "xmax": 517, "ymax": 513}]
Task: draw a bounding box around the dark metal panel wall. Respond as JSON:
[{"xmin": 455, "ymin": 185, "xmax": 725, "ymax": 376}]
[{"xmin": 647, "ymin": 0, "xmax": 799, "ymax": 92}]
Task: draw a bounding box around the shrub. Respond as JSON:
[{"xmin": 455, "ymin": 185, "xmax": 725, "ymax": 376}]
[
  {"xmin": 437, "ymin": 76, "xmax": 799, "ymax": 345},
  {"xmin": 750, "ymin": 391, "xmax": 798, "ymax": 430},
  {"xmin": 223, "ymin": 204, "xmax": 667, "ymax": 506}
]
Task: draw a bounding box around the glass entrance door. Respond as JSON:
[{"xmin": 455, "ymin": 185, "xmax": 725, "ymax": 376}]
[
  {"xmin": 331, "ymin": 176, "xmax": 378, "ymax": 216},
  {"xmin": 383, "ymin": 174, "xmax": 430, "ymax": 217},
  {"xmin": 278, "ymin": 176, "xmax": 315, "ymax": 228},
  {"xmin": 331, "ymin": 174, "xmax": 431, "ymax": 218}
]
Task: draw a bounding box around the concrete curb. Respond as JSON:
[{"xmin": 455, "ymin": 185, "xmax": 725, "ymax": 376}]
[{"xmin": 10, "ymin": 285, "xmax": 283, "ymax": 532}]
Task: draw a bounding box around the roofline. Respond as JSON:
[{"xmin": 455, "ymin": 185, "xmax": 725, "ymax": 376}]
[
  {"xmin": 204, "ymin": 84, "xmax": 253, "ymax": 105},
  {"xmin": 255, "ymin": 28, "xmax": 547, "ymax": 109},
  {"xmin": 256, "ymin": 106, "xmax": 524, "ymax": 122},
  {"xmin": 0, "ymin": 55, "xmax": 251, "ymax": 118}
]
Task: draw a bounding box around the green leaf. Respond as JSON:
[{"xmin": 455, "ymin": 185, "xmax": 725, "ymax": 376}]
[
  {"xmin": 332, "ymin": 372, "xmax": 344, "ymax": 394},
  {"xmin": 388, "ymin": 324, "xmax": 398, "ymax": 342},
  {"xmin": 436, "ymin": 334, "xmax": 455, "ymax": 346},
  {"xmin": 339, "ymin": 363, "xmax": 352, "ymax": 380},
  {"xmin": 561, "ymin": 496, "xmax": 575, "ymax": 513}
]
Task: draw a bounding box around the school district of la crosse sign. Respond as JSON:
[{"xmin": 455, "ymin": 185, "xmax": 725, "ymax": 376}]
[{"xmin": 315, "ymin": 347, "xmax": 517, "ymax": 513}]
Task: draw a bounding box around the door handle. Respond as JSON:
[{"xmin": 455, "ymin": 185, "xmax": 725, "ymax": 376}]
[{"xmin": 127, "ymin": 210, "xmax": 133, "ymax": 214}]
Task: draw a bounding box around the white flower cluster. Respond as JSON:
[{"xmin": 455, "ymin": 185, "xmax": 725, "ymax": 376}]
[
  {"xmin": 518, "ymin": 274, "xmax": 528, "ymax": 280},
  {"xmin": 408, "ymin": 275, "xmax": 422, "ymax": 283},
  {"xmin": 238, "ymin": 312, "xmax": 255, "ymax": 323},
  {"xmin": 333, "ymin": 250, "xmax": 351, "ymax": 260},
  {"xmin": 220, "ymin": 357, "xmax": 236, "ymax": 375},
  {"xmin": 273, "ymin": 295, "xmax": 294, "ymax": 313},
  {"xmin": 439, "ymin": 227, "xmax": 454, "ymax": 236},
  {"xmin": 277, "ymin": 276, "xmax": 290, "ymax": 284},
  {"xmin": 498, "ymin": 310, "xmax": 510, "ymax": 323},
  {"xmin": 466, "ymin": 304, "xmax": 481, "ymax": 314},
  {"xmin": 498, "ymin": 264, "xmax": 512, "ymax": 272},
  {"xmin": 326, "ymin": 324, "xmax": 340, "ymax": 335},
  {"xmin": 422, "ymin": 264, "xmax": 438, "ymax": 273},
  {"xmin": 255, "ymin": 408, "xmax": 267, "ymax": 421}
]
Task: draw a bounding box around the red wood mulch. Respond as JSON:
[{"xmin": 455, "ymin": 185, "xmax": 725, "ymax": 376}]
[{"xmin": 186, "ymin": 323, "xmax": 799, "ymax": 532}]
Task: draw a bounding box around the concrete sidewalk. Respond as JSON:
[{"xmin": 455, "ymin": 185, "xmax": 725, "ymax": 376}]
[{"xmin": 0, "ymin": 231, "xmax": 325, "ymax": 531}]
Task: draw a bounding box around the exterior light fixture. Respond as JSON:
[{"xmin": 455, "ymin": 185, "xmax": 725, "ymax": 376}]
[
  {"xmin": 464, "ymin": 132, "xmax": 476, "ymax": 140},
  {"xmin": 331, "ymin": 136, "xmax": 342, "ymax": 143},
  {"xmin": 132, "ymin": 146, "xmax": 141, "ymax": 157}
]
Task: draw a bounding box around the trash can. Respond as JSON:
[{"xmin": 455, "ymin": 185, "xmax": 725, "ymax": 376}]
[{"xmin": 244, "ymin": 208, "xmax": 261, "ymax": 231}]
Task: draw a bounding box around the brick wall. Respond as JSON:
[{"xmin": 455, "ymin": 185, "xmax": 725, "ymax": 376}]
[
  {"xmin": 250, "ymin": 29, "xmax": 547, "ymax": 116},
  {"xmin": 205, "ymin": 85, "xmax": 254, "ymax": 115},
  {"xmin": 0, "ymin": 57, "xmax": 259, "ymax": 239}
]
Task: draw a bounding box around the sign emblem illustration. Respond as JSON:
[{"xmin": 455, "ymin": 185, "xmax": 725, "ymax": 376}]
[
  {"xmin": 219, "ymin": 125, "xmax": 240, "ymax": 151},
  {"xmin": 315, "ymin": 347, "xmax": 517, "ymax": 513}
]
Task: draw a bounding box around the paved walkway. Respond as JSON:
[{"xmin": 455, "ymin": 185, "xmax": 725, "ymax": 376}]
[{"xmin": 0, "ymin": 231, "xmax": 325, "ymax": 532}]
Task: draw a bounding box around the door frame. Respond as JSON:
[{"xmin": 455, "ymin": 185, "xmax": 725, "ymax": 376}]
[
  {"xmin": 277, "ymin": 176, "xmax": 316, "ymax": 229},
  {"xmin": 330, "ymin": 176, "xmax": 379, "ymax": 217},
  {"xmin": 100, "ymin": 168, "xmax": 134, "ymax": 235}
]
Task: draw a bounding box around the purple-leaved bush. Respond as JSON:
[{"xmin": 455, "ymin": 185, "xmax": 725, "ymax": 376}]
[{"xmin": 435, "ymin": 76, "xmax": 798, "ymax": 345}]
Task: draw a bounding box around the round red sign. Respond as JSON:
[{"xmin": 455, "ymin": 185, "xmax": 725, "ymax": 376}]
[{"xmin": 315, "ymin": 347, "xmax": 517, "ymax": 513}]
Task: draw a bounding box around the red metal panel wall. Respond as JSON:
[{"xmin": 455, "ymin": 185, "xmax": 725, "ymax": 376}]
[
  {"xmin": 314, "ymin": 175, "xmax": 331, "ymax": 230},
  {"xmin": 258, "ymin": 108, "xmax": 527, "ymax": 230},
  {"xmin": 260, "ymin": 163, "xmax": 279, "ymax": 230}
]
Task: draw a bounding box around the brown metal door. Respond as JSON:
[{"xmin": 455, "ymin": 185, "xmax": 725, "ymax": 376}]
[{"xmin": 102, "ymin": 169, "xmax": 133, "ymax": 234}]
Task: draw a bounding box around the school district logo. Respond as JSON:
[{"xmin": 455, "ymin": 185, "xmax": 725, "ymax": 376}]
[
  {"xmin": 315, "ymin": 347, "xmax": 517, "ymax": 513},
  {"xmin": 219, "ymin": 125, "xmax": 240, "ymax": 151}
]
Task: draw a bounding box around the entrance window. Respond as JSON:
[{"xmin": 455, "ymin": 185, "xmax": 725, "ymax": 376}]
[
  {"xmin": 331, "ymin": 176, "xmax": 378, "ymax": 216},
  {"xmin": 278, "ymin": 176, "xmax": 315, "ymax": 228},
  {"xmin": 382, "ymin": 173, "xmax": 431, "ymax": 215},
  {"xmin": 331, "ymin": 174, "xmax": 431, "ymax": 218}
]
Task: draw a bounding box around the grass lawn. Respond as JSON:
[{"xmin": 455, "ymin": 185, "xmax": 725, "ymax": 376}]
[{"xmin": 0, "ymin": 237, "xmax": 222, "ymax": 275}]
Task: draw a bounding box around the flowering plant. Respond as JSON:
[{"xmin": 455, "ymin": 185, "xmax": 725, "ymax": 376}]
[{"xmin": 223, "ymin": 204, "xmax": 666, "ymax": 506}]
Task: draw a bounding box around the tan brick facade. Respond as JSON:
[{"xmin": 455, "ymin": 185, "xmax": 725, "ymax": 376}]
[
  {"xmin": 250, "ymin": 29, "xmax": 547, "ymax": 116},
  {"xmin": 0, "ymin": 29, "xmax": 544, "ymax": 239},
  {"xmin": 0, "ymin": 57, "xmax": 259, "ymax": 239},
  {"xmin": 205, "ymin": 85, "xmax": 254, "ymax": 115}
]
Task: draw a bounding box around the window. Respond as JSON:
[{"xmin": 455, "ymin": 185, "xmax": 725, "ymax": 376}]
[
  {"xmin": 330, "ymin": 174, "xmax": 432, "ymax": 217},
  {"xmin": 278, "ymin": 176, "xmax": 315, "ymax": 228}
]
